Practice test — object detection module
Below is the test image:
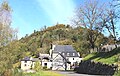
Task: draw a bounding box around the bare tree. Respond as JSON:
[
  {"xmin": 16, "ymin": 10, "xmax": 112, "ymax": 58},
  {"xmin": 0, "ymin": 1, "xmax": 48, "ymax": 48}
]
[
  {"xmin": 0, "ymin": 1, "xmax": 17, "ymax": 47},
  {"xmin": 113, "ymin": 0, "xmax": 120, "ymax": 8},
  {"xmin": 102, "ymin": 2, "xmax": 119, "ymax": 48},
  {"xmin": 73, "ymin": 0, "xmax": 106, "ymax": 52}
]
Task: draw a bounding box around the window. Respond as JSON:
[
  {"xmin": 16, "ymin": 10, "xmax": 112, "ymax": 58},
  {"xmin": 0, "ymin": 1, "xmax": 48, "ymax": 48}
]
[
  {"xmin": 44, "ymin": 63, "xmax": 47, "ymax": 66},
  {"xmin": 73, "ymin": 53, "xmax": 75, "ymax": 56},
  {"xmin": 67, "ymin": 53, "xmax": 69, "ymax": 56},
  {"xmin": 62, "ymin": 53, "xmax": 64, "ymax": 55},
  {"xmin": 73, "ymin": 58, "xmax": 74, "ymax": 60},
  {"xmin": 24, "ymin": 64, "xmax": 27, "ymax": 66}
]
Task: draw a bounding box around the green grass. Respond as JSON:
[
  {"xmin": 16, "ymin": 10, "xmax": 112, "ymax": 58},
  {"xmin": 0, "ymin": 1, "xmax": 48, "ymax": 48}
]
[
  {"xmin": 84, "ymin": 48, "xmax": 120, "ymax": 75},
  {"xmin": 23, "ymin": 71, "xmax": 64, "ymax": 76},
  {"xmin": 114, "ymin": 70, "xmax": 120, "ymax": 76},
  {"xmin": 84, "ymin": 47, "xmax": 120, "ymax": 64}
]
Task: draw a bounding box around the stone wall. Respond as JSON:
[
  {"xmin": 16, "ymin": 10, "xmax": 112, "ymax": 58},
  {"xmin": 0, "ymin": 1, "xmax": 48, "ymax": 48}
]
[{"xmin": 74, "ymin": 60, "xmax": 118, "ymax": 75}]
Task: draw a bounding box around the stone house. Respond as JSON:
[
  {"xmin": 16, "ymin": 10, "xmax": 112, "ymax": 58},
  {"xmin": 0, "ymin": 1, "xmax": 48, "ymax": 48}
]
[{"xmin": 49, "ymin": 45, "xmax": 82, "ymax": 70}]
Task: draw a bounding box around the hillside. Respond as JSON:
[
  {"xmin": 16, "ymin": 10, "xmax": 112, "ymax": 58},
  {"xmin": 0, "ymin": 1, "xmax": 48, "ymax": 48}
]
[
  {"xmin": 19, "ymin": 24, "xmax": 88, "ymax": 56},
  {"xmin": 19, "ymin": 24, "xmax": 79, "ymax": 55},
  {"xmin": 0, "ymin": 24, "xmax": 112, "ymax": 75},
  {"xmin": 19, "ymin": 24, "xmax": 110, "ymax": 57}
]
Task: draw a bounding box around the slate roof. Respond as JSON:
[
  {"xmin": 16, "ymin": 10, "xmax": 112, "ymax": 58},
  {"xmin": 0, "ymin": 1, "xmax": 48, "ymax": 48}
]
[
  {"xmin": 54, "ymin": 45, "xmax": 74, "ymax": 52},
  {"xmin": 53, "ymin": 45, "xmax": 79, "ymax": 57},
  {"xmin": 39, "ymin": 54, "xmax": 51, "ymax": 60},
  {"xmin": 39, "ymin": 54, "xmax": 50, "ymax": 58},
  {"xmin": 21, "ymin": 57, "xmax": 38, "ymax": 62},
  {"xmin": 21, "ymin": 57, "xmax": 30, "ymax": 61}
]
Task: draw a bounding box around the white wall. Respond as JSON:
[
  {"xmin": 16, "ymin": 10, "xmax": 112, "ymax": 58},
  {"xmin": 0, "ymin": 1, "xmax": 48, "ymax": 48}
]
[
  {"xmin": 52, "ymin": 53, "xmax": 65, "ymax": 70},
  {"xmin": 41, "ymin": 62, "xmax": 52, "ymax": 69},
  {"xmin": 21, "ymin": 61, "xmax": 33, "ymax": 71},
  {"xmin": 52, "ymin": 53, "xmax": 58, "ymax": 59},
  {"xmin": 52, "ymin": 52, "xmax": 82, "ymax": 70},
  {"xmin": 66, "ymin": 57, "xmax": 82, "ymax": 65}
]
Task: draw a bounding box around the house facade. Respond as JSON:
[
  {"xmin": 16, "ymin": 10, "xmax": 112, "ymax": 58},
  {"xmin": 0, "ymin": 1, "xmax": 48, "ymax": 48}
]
[
  {"xmin": 21, "ymin": 57, "xmax": 36, "ymax": 71},
  {"xmin": 50, "ymin": 45, "xmax": 82, "ymax": 70},
  {"xmin": 39, "ymin": 54, "xmax": 52, "ymax": 69}
]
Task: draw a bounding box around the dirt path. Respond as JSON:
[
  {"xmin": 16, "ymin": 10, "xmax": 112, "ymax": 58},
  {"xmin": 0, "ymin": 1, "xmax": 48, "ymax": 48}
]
[{"xmin": 54, "ymin": 71, "xmax": 96, "ymax": 76}]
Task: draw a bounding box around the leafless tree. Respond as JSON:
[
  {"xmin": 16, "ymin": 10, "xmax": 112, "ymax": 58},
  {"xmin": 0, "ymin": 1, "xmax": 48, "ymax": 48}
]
[
  {"xmin": 73, "ymin": 0, "xmax": 106, "ymax": 52},
  {"xmin": 0, "ymin": 1, "xmax": 17, "ymax": 47},
  {"xmin": 102, "ymin": 1, "xmax": 119, "ymax": 48}
]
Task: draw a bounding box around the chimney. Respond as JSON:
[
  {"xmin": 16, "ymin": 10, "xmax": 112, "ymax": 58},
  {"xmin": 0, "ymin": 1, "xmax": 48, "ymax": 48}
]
[
  {"xmin": 77, "ymin": 52, "xmax": 80, "ymax": 57},
  {"xmin": 50, "ymin": 44, "xmax": 52, "ymax": 49}
]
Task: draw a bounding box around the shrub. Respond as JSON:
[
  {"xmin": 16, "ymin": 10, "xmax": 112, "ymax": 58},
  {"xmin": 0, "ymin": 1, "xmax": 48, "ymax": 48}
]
[
  {"xmin": 43, "ymin": 66, "xmax": 47, "ymax": 70},
  {"xmin": 33, "ymin": 61, "xmax": 42, "ymax": 71}
]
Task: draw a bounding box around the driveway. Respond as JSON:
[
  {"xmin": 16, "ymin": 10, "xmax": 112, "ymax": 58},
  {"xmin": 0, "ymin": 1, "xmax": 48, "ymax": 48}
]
[{"xmin": 54, "ymin": 71, "xmax": 97, "ymax": 76}]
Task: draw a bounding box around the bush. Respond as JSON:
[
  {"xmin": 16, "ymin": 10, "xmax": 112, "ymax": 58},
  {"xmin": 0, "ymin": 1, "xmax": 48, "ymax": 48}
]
[
  {"xmin": 43, "ymin": 66, "xmax": 47, "ymax": 70},
  {"xmin": 34, "ymin": 61, "xmax": 42, "ymax": 71},
  {"xmin": 114, "ymin": 70, "xmax": 120, "ymax": 76},
  {"xmin": 12, "ymin": 68, "xmax": 23, "ymax": 76},
  {"xmin": 0, "ymin": 68, "xmax": 23, "ymax": 76}
]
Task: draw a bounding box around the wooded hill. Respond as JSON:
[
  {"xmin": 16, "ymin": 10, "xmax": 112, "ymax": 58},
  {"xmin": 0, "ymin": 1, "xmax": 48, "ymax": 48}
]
[
  {"xmin": 19, "ymin": 24, "xmax": 112, "ymax": 57},
  {"xmin": 0, "ymin": 23, "xmax": 118, "ymax": 75}
]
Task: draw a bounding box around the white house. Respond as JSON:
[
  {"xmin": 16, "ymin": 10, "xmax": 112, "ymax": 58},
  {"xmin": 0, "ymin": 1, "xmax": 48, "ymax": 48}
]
[
  {"xmin": 50, "ymin": 45, "xmax": 82, "ymax": 70},
  {"xmin": 21, "ymin": 57, "xmax": 38, "ymax": 71}
]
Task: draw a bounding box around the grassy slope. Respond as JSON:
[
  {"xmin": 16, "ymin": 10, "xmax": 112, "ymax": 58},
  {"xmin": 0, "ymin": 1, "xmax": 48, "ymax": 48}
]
[
  {"xmin": 84, "ymin": 47, "xmax": 120, "ymax": 64},
  {"xmin": 84, "ymin": 47, "xmax": 120, "ymax": 76},
  {"xmin": 23, "ymin": 71, "xmax": 64, "ymax": 76}
]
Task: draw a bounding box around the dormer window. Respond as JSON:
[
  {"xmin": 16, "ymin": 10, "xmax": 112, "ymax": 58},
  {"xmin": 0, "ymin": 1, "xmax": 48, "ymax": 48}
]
[
  {"xmin": 67, "ymin": 53, "xmax": 69, "ymax": 56},
  {"xmin": 73, "ymin": 53, "xmax": 75, "ymax": 56}
]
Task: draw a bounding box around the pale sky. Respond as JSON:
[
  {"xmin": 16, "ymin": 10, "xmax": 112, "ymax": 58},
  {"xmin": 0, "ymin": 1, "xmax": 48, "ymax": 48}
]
[
  {"xmin": 9, "ymin": 0, "xmax": 78, "ymax": 39},
  {"xmin": 0, "ymin": 0, "xmax": 115, "ymax": 39}
]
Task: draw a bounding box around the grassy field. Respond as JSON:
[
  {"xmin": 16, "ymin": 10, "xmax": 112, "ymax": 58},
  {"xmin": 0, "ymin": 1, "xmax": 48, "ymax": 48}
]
[
  {"xmin": 23, "ymin": 71, "xmax": 64, "ymax": 76},
  {"xmin": 84, "ymin": 47, "xmax": 120, "ymax": 64}
]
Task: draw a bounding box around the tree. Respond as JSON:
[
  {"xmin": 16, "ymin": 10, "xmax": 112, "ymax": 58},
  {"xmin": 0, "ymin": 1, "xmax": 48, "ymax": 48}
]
[
  {"xmin": 73, "ymin": 0, "xmax": 105, "ymax": 51},
  {"xmin": 113, "ymin": 0, "xmax": 120, "ymax": 9},
  {"xmin": 56, "ymin": 29, "xmax": 65, "ymax": 41},
  {"xmin": 0, "ymin": 1, "xmax": 17, "ymax": 47},
  {"xmin": 0, "ymin": 1, "xmax": 18, "ymax": 75},
  {"xmin": 102, "ymin": 2, "xmax": 119, "ymax": 48}
]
